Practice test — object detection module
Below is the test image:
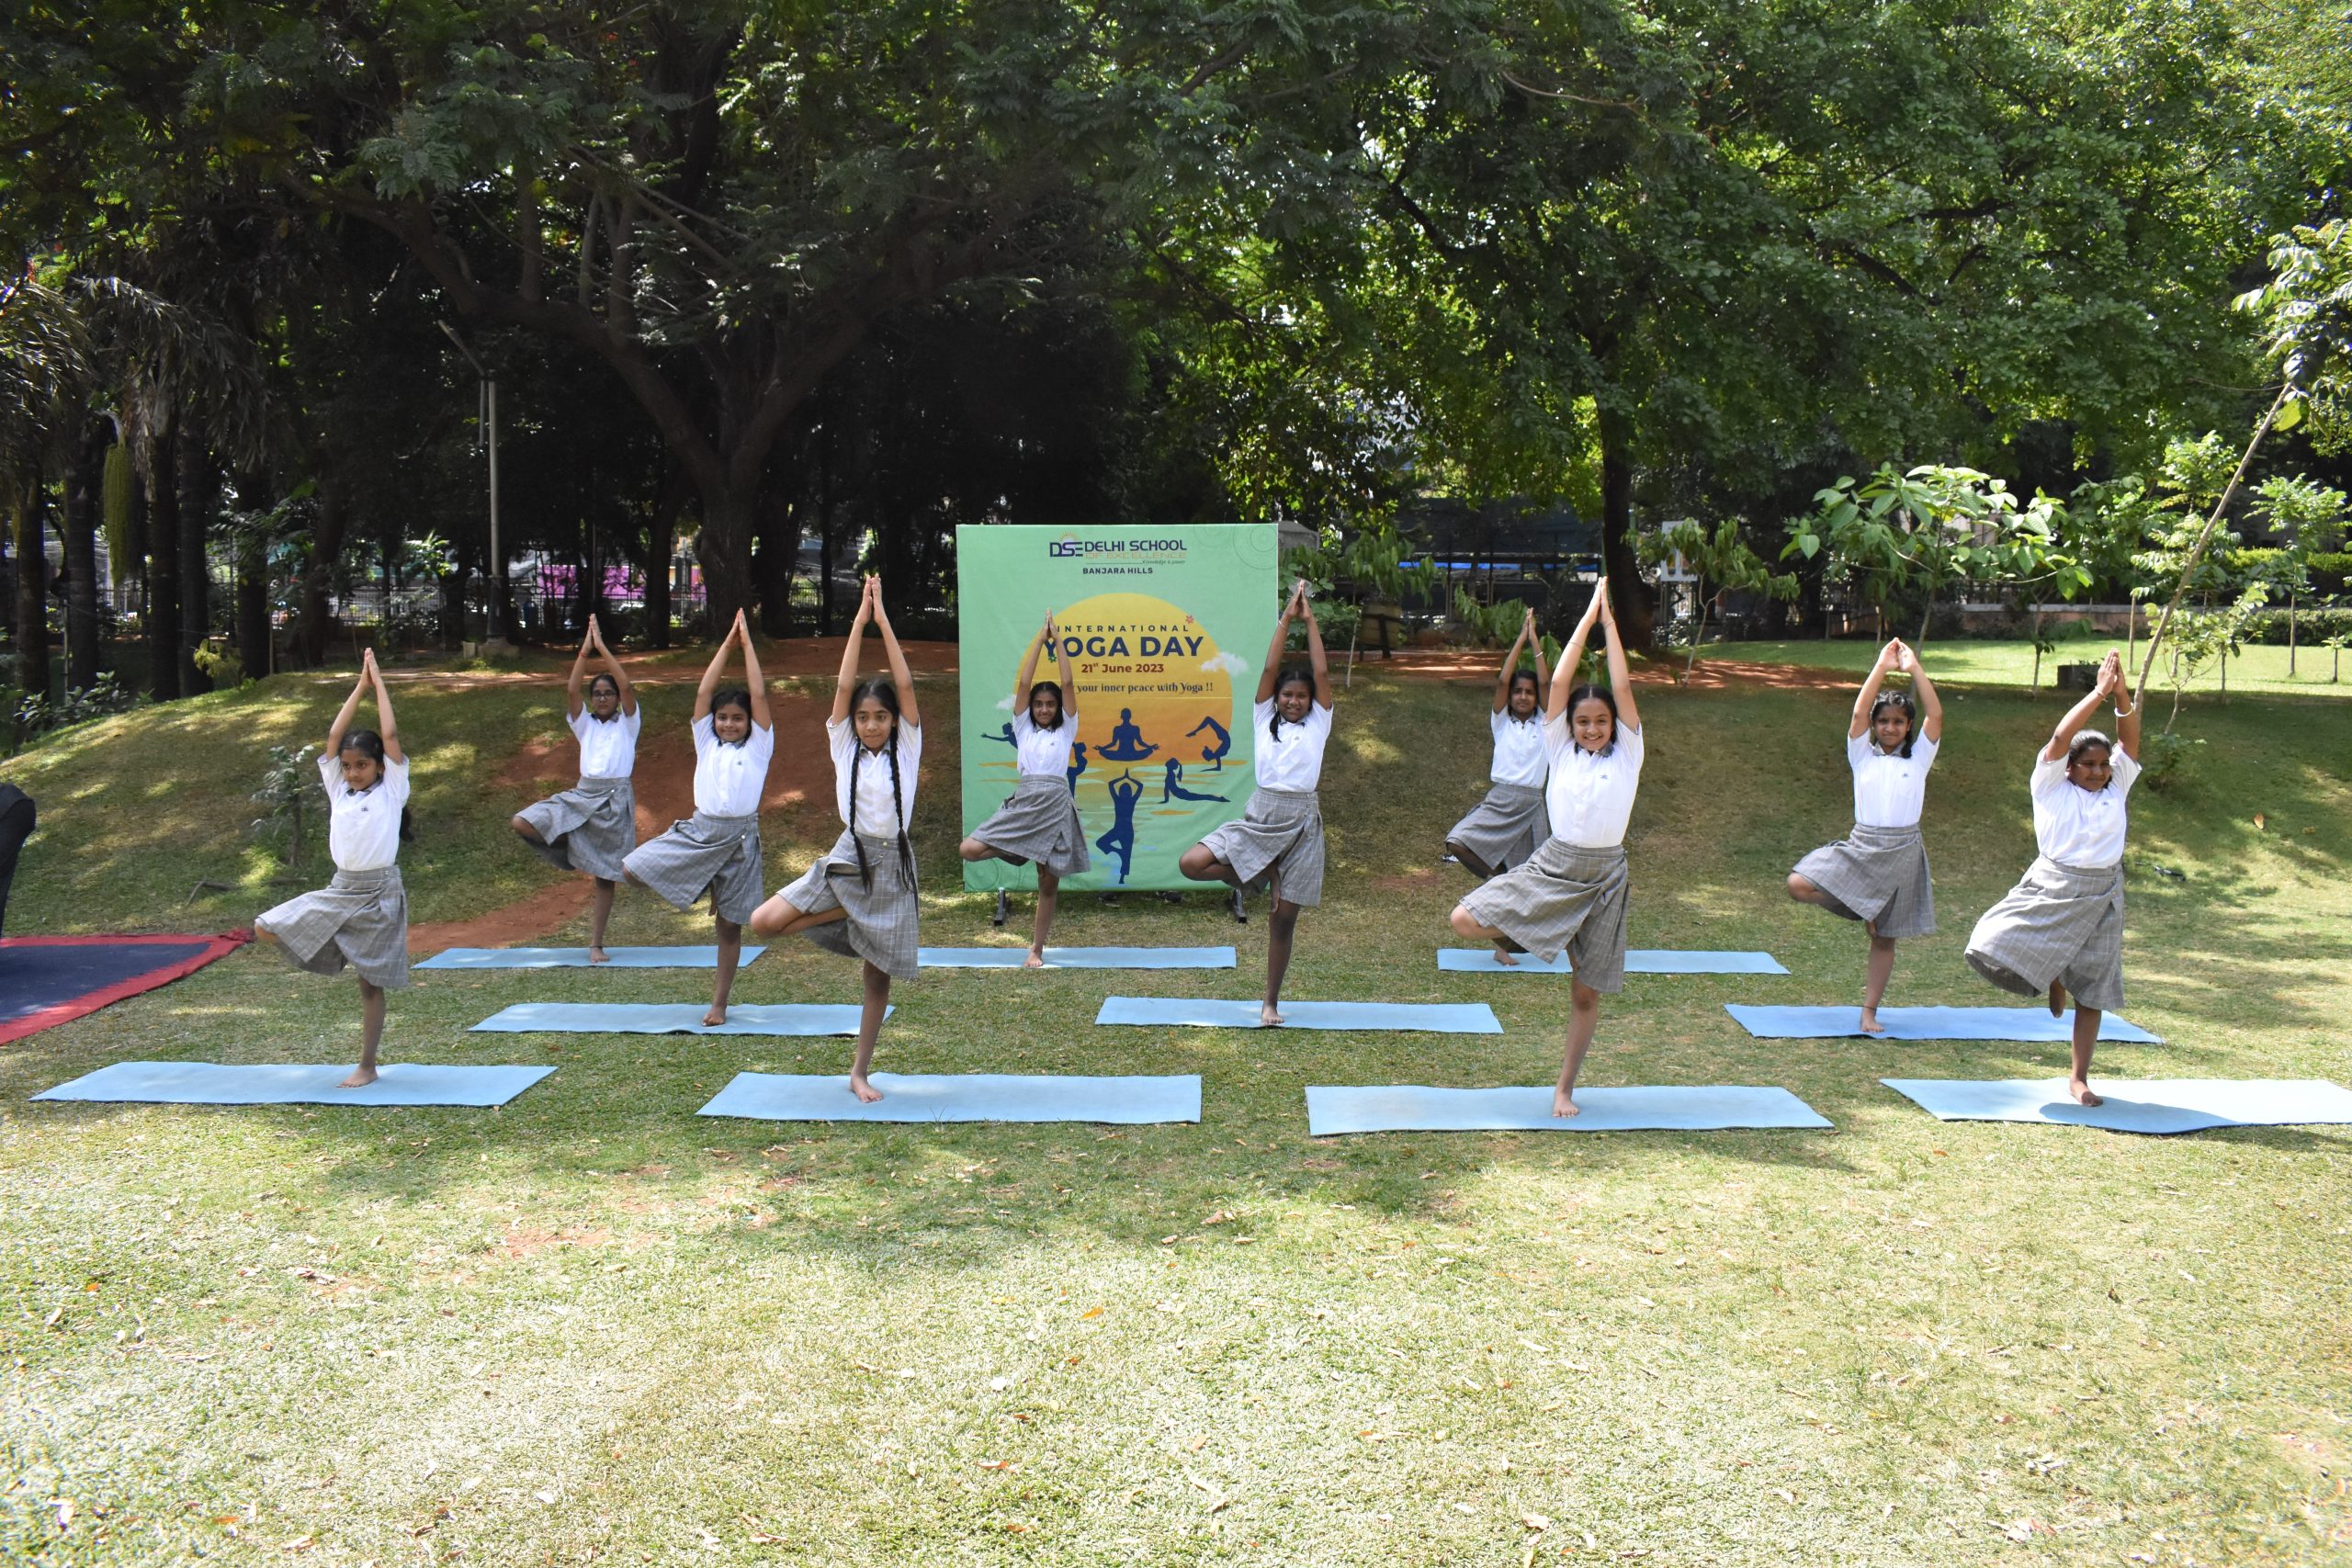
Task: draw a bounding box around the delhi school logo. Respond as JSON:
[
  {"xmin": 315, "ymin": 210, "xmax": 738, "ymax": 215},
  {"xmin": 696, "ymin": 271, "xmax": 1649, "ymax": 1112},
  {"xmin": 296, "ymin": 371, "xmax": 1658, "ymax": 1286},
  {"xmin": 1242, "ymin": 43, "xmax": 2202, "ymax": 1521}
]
[{"xmin": 1047, "ymin": 535, "xmax": 1187, "ymax": 562}]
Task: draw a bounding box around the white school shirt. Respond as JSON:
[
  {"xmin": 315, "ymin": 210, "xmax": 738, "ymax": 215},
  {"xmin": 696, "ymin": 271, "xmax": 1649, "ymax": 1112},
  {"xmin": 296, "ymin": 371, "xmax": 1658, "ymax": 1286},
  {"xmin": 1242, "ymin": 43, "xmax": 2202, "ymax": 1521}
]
[
  {"xmin": 1848, "ymin": 731, "xmax": 1938, "ymax": 829},
  {"xmin": 2029, "ymin": 745, "xmax": 2142, "ymax": 868},
  {"xmin": 1251, "ymin": 697, "xmax": 1331, "ymax": 793},
  {"xmin": 571, "ymin": 705, "xmax": 639, "ymax": 779},
  {"xmin": 1542, "ymin": 716, "xmax": 1644, "ymax": 849},
  {"xmin": 691, "ymin": 713, "xmax": 773, "ymax": 818},
  {"xmin": 830, "ymin": 716, "xmax": 924, "ymax": 838},
  {"xmin": 1488, "ymin": 709, "xmax": 1548, "ymax": 789},
  {"xmin": 319, "ymin": 752, "xmax": 409, "ymax": 872},
  {"xmin": 1012, "ymin": 709, "xmax": 1076, "ymax": 778}
]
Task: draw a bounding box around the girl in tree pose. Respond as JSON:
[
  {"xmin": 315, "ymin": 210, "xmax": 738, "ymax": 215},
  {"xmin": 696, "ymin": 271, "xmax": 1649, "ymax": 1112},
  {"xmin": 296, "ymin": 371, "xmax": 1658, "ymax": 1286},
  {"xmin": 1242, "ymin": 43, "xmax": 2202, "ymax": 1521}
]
[
  {"xmin": 751, "ymin": 577, "xmax": 923, "ymax": 1102},
  {"xmin": 254, "ymin": 649, "xmax": 413, "ymax": 1088},
  {"xmin": 1786, "ymin": 637, "xmax": 1943, "ymax": 1032},
  {"xmin": 1443, "ymin": 608, "xmax": 1552, "ymax": 900},
  {"xmin": 959, "ymin": 613, "xmax": 1089, "ymax": 964},
  {"xmin": 1180, "ymin": 580, "xmax": 1331, "ymax": 1025},
  {"xmin": 1964, "ymin": 649, "xmax": 2143, "ymax": 1106},
  {"xmin": 1449, "ymin": 579, "xmax": 1643, "ymax": 1115},
  {"xmin": 620, "ymin": 610, "xmax": 771, "ymax": 1025},
  {"xmin": 513, "ymin": 615, "xmax": 639, "ymax": 962}
]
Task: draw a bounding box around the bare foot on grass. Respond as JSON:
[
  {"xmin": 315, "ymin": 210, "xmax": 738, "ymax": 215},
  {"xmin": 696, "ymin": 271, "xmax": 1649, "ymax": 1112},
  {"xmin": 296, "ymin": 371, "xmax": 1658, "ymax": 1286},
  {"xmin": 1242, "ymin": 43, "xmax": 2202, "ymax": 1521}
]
[
  {"xmin": 851, "ymin": 1074, "xmax": 884, "ymax": 1103},
  {"xmin": 2066, "ymin": 1077, "xmax": 2103, "ymax": 1108},
  {"xmin": 339, "ymin": 1066, "xmax": 379, "ymax": 1089}
]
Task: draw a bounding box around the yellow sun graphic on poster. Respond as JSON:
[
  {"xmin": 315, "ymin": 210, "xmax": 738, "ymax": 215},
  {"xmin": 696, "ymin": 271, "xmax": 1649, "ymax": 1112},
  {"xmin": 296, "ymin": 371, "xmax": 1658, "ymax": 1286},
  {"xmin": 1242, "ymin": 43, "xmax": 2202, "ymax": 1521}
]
[{"xmin": 1053, "ymin": 592, "xmax": 1239, "ymax": 787}]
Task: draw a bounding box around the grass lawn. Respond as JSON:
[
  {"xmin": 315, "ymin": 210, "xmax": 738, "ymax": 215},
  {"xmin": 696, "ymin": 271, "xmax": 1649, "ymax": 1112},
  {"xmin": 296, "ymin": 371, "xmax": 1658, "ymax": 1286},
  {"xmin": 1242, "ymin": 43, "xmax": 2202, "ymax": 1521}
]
[
  {"xmin": 3, "ymin": 656, "xmax": 2348, "ymax": 1564},
  {"xmin": 1699, "ymin": 636, "xmax": 2352, "ymax": 700}
]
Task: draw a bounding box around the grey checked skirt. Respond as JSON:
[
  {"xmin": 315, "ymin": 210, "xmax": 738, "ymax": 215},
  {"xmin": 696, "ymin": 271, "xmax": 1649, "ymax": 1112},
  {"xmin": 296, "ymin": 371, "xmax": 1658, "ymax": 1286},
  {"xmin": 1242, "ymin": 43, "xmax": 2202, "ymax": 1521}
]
[
  {"xmin": 776, "ymin": 829, "xmax": 921, "ymax": 979},
  {"xmin": 1445, "ymin": 782, "xmax": 1550, "ymax": 879},
  {"xmin": 622, "ymin": 810, "xmax": 763, "ymax": 925},
  {"xmin": 1965, "ymin": 856, "xmax": 2125, "ymax": 1011},
  {"xmin": 968, "ymin": 775, "xmax": 1091, "ymax": 878},
  {"xmin": 1792, "ymin": 821, "xmax": 1937, "ymax": 940},
  {"xmin": 1195, "ymin": 786, "xmax": 1326, "ymax": 908},
  {"xmin": 1459, "ymin": 839, "xmax": 1631, "ymax": 992},
  {"xmin": 257, "ymin": 865, "xmax": 412, "ymax": 991},
  {"xmin": 517, "ymin": 773, "xmax": 637, "ymax": 881}
]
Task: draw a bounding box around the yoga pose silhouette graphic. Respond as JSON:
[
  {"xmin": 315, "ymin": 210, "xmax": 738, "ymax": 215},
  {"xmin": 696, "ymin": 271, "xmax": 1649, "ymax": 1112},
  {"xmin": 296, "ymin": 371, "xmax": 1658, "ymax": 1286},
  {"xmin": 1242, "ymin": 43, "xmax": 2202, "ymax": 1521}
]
[
  {"xmin": 1188, "ymin": 715, "xmax": 1231, "ymax": 772},
  {"xmin": 1162, "ymin": 758, "xmax": 1227, "ymax": 804},
  {"xmin": 1064, "ymin": 739, "xmax": 1090, "ymax": 796},
  {"xmin": 1096, "ymin": 771, "xmax": 1143, "ymax": 884},
  {"xmin": 1099, "ymin": 707, "xmax": 1159, "ymax": 761}
]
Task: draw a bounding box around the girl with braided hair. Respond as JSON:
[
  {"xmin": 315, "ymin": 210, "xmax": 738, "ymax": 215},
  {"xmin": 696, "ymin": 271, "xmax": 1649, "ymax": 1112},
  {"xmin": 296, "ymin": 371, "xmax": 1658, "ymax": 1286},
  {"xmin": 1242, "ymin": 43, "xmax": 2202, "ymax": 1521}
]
[{"xmin": 752, "ymin": 576, "xmax": 924, "ymax": 1102}]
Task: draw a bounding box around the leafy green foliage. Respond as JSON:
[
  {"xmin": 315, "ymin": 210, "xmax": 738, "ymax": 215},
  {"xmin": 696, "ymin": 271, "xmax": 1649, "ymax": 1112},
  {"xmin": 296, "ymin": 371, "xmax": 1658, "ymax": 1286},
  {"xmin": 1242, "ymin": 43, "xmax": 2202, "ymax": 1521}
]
[
  {"xmin": 1634, "ymin": 518, "xmax": 1797, "ymax": 682},
  {"xmin": 248, "ymin": 741, "xmax": 318, "ymax": 869}
]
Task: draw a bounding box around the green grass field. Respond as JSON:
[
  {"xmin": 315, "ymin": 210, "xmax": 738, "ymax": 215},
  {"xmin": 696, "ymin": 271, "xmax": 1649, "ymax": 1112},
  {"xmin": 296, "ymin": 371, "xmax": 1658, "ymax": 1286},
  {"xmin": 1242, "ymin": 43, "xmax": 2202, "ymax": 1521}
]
[
  {"xmin": 3, "ymin": 654, "xmax": 2348, "ymax": 1565},
  {"xmin": 1701, "ymin": 636, "xmax": 2352, "ymax": 700}
]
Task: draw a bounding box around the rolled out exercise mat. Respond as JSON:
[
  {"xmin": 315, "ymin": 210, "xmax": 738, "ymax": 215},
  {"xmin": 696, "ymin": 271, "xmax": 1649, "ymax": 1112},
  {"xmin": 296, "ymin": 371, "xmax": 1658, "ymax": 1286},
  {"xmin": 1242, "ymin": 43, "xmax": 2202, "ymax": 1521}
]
[
  {"xmin": 919, "ymin": 945, "xmax": 1237, "ymax": 970},
  {"xmin": 418, "ymin": 945, "xmax": 766, "ymax": 970},
  {"xmin": 33, "ymin": 1061, "xmax": 553, "ymax": 1108},
  {"xmin": 1439, "ymin": 948, "xmax": 1789, "ymax": 976},
  {"xmin": 1, "ymin": 932, "xmax": 249, "ymax": 1046},
  {"xmin": 470, "ymin": 1002, "xmax": 886, "ymax": 1036},
  {"xmin": 1095, "ymin": 997, "xmax": 1503, "ymax": 1034},
  {"xmin": 1725, "ymin": 1004, "xmax": 2161, "ymax": 1043},
  {"xmin": 700, "ymin": 1072, "xmax": 1203, "ymax": 1124},
  {"xmin": 1307, "ymin": 1084, "xmax": 1833, "ymax": 1135},
  {"xmin": 1883, "ymin": 1077, "xmax": 2352, "ymax": 1135}
]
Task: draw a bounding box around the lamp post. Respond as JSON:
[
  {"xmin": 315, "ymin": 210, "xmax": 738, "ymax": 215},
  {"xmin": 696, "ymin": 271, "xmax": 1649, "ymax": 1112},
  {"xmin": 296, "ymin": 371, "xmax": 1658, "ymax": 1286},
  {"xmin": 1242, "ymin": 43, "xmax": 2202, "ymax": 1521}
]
[{"xmin": 439, "ymin": 323, "xmax": 508, "ymax": 650}]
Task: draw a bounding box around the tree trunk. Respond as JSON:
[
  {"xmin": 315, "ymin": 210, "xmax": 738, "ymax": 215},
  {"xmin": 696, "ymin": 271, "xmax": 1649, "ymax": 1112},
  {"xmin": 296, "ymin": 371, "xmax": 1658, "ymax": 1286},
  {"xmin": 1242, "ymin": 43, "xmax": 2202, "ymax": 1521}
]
[
  {"xmin": 8, "ymin": 482, "xmax": 51, "ymax": 705},
  {"xmin": 754, "ymin": 489, "xmax": 795, "ymax": 638},
  {"xmin": 1595, "ymin": 412, "xmax": 1655, "ymax": 650},
  {"xmin": 2288, "ymin": 592, "xmax": 2297, "ymax": 675},
  {"xmin": 440, "ymin": 562, "xmax": 469, "ymax": 649},
  {"xmin": 2030, "ymin": 606, "xmax": 2044, "ymax": 690},
  {"xmin": 176, "ymin": 426, "xmax": 216, "ymax": 694},
  {"xmin": 645, "ymin": 477, "xmax": 682, "ymax": 649},
  {"xmin": 695, "ymin": 488, "xmax": 756, "ymax": 636},
  {"xmin": 144, "ymin": 429, "xmax": 182, "ymax": 700},
  {"xmin": 62, "ymin": 428, "xmax": 106, "ymax": 693},
  {"xmin": 296, "ymin": 484, "xmax": 350, "ymax": 667}
]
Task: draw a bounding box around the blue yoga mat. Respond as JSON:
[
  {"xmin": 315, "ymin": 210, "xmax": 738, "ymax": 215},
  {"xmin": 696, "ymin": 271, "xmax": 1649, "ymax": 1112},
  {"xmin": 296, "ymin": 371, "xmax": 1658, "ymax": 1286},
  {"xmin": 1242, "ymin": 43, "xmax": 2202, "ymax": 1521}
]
[
  {"xmin": 1306, "ymin": 1084, "xmax": 1833, "ymax": 1134},
  {"xmin": 919, "ymin": 945, "xmax": 1237, "ymax": 970},
  {"xmin": 32, "ymin": 1061, "xmax": 553, "ymax": 1107},
  {"xmin": 418, "ymin": 945, "xmax": 767, "ymax": 970},
  {"xmin": 470, "ymin": 1002, "xmax": 886, "ymax": 1036},
  {"xmin": 1883, "ymin": 1077, "xmax": 2352, "ymax": 1134},
  {"xmin": 1094, "ymin": 996, "xmax": 1503, "ymax": 1033},
  {"xmin": 1725, "ymin": 1004, "xmax": 2162, "ymax": 1043},
  {"xmin": 1439, "ymin": 948, "xmax": 1789, "ymax": 976},
  {"xmin": 699, "ymin": 1071, "xmax": 1203, "ymax": 1123}
]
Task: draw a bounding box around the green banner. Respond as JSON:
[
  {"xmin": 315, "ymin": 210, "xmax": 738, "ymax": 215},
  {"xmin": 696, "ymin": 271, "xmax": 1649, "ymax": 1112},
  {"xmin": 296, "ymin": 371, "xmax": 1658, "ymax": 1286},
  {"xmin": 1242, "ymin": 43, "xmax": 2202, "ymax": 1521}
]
[{"xmin": 956, "ymin": 524, "xmax": 1281, "ymax": 892}]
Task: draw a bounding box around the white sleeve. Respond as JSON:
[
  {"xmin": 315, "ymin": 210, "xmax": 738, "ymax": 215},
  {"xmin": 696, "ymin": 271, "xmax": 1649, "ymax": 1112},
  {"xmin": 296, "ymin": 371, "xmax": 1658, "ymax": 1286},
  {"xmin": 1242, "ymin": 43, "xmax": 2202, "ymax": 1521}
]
[
  {"xmin": 569, "ymin": 709, "xmax": 593, "ymax": 743},
  {"xmin": 1614, "ymin": 720, "xmax": 1645, "ymax": 771},
  {"xmin": 316, "ymin": 753, "xmax": 342, "ymax": 796},
  {"xmin": 826, "ymin": 716, "xmax": 854, "ymax": 769},
  {"xmin": 1846, "ymin": 733, "xmax": 1872, "ymax": 771},
  {"xmin": 1542, "ymin": 711, "xmax": 1570, "ymax": 762},
  {"xmin": 899, "ymin": 722, "xmax": 923, "ymax": 773},
  {"xmin": 1910, "ymin": 733, "xmax": 1939, "ymax": 771},
  {"xmin": 381, "ymin": 756, "xmax": 412, "ymax": 807},
  {"xmin": 2109, "ymin": 746, "xmax": 2143, "ymax": 797},
  {"xmin": 692, "ymin": 712, "xmax": 717, "ymax": 761},
  {"xmin": 1251, "ymin": 697, "xmax": 1275, "ymax": 728},
  {"xmin": 1490, "ymin": 709, "xmax": 1510, "ymax": 744},
  {"xmin": 2030, "ymin": 753, "xmax": 2066, "ymax": 800},
  {"xmin": 745, "ymin": 721, "xmax": 775, "ymax": 768},
  {"xmin": 621, "ymin": 707, "xmax": 642, "ymax": 742},
  {"xmin": 1012, "ymin": 711, "xmax": 1035, "ymax": 741}
]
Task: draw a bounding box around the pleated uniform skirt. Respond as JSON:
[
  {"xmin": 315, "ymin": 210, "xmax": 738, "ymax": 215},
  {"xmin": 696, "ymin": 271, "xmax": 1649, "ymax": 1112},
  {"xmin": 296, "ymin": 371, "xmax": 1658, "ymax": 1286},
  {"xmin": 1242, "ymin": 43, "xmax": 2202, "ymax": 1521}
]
[
  {"xmin": 517, "ymin": 773, "xmax": 637, "ymax": 881},
  {"xmin": 1195, "ymin": 786, "xmax": 1326, "ymax": 908},
  {"xmin": 621, "ymin": 811, "xmax": 763, "ymax": 925},
  {"xmin": 1964, "ymin": 856, "xmax": 2126, "ymax": 1011},
  {"xmin": 1791, "ymin": 821, "xmax": 1937, "ymax": 939},
  {"xmin": 1458, "ymin": 839, "xmax": 1631, "ymax": 992},
  {"xmin": 967, "ymin": 775, "xmax": 1091, "ymax": 879},
  {"xmin": 258, "ymin": 865, "xmax": 412, "ymax": 990},
  {"xmin": 1444, "ymin": 782, "xmax": 1551, "ymax": 878},
  {"xmin": 776, "ymin": 829, "xmax": 922, "ymax": 979}
]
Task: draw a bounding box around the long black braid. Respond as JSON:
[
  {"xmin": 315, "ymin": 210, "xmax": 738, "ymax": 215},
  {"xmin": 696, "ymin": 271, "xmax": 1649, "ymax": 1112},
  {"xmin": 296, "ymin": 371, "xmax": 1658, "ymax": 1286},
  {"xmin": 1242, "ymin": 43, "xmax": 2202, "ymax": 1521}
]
[{"xmin": 846, "ymin": 677, "xmax": 915, "ymax": 889}]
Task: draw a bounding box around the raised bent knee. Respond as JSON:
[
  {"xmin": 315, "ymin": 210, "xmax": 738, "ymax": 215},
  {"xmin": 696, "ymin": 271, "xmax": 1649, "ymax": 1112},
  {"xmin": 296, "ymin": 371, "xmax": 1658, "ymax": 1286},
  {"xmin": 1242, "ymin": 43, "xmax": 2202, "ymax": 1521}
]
[
  {"xmin": 512, "ymin": 816, "xmax": 541, "ymax": 841},
  {"xmin": 1449, "ymin": 905, "xmax": 1484, "ymax": 939},
  {"xmin": 958, "ymin": 837, "xmax": 989, "ymax": 863},
  {"xmin": 1786, "ymin": 873, "xmax": 1815, "ymax": 903}
]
